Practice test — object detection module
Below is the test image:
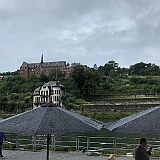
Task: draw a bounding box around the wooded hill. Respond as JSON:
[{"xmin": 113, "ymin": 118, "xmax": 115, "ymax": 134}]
[{"xmin": 0, "ymin": 61, "xmax": 160, "ymax": 113}]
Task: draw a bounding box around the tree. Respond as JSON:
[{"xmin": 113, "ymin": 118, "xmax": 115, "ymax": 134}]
[
  {"xmin": 70, "ymin": 65, "xmax": 85, "ymax": 98},
  {"xmin": 48, "ymin": 68, "xmax": 62, "ymax": 81},
  {"xmin": 70, "ymin": 65, "xmax": 101, "ymax": 100},
  {"xmin": 0, "ymin": 96, "xmax": 8, "ymax": 112},
  {"xmin": 98, "ymin": 60, "xmax": 119, "ymax": 76},
  {"xmin": 39, "ymin": 72, "xmax": 48, "ymax": 82},
  {"xmin": 109, "ymin": 70, "xmax": 118, "ymax": 78},
  {"xmin": 129, "ymin": 62, "xmax": 160, "ymax": 76},
  {"xmin": 102, "ymin": 83, "xmax": 112, "ymax": 94}
]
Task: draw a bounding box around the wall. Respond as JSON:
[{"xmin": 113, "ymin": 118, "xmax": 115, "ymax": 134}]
[{"xmin": 83, "ymin": 99, "xmax": 160, "ymax": 112}]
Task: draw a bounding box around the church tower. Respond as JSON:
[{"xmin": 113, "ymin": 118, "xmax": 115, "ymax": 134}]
[{"xmin": 41, "ymin": 53, "xmax": 43, "ymax": 64}]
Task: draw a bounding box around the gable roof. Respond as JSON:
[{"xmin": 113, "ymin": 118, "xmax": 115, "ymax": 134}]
[
  {"xmin": 33, "ymin": 81, "xmax": 66, "ymax": 95},
  {"xmin": 26, "ymin": 61, "xmax": 66, "ymax": 68}
]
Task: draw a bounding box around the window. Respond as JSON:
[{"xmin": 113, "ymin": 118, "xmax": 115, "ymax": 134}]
[{"xmin": 50, "ymin": 96, "xmax": 52, "ymax": 102}]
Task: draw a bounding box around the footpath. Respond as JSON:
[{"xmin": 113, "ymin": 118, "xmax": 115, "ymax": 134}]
[{"xmin": 2, "ymin": 150, "xmax": 156, "ymax": 160}]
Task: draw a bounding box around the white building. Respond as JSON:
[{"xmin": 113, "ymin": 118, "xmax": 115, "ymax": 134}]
[{"xmin": 33, "ymin": 81, "xmax": 66, "ymax": 109}]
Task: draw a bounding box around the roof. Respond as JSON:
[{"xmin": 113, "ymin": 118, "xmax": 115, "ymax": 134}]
[
  {"xmin": 104, "ymin": 106, "xmax": 160, "ymax": 135},
  {"xmin": 42, "ymin": 61, "xmax": 66, "ymax": 67},
  {"xmin": 0, "ymin": 103, "xmax": 104, "ymax": 135},
  {"xmin": 45, "ymin": 81, "xmax": 65, "ymax": 88},
  {"xmin": 26, "ymin": 61, "xmax": 66, "ymax": 68},
  {"xmin": 33, "ymin": 81, "xmax": 65, "ymax": 95}
]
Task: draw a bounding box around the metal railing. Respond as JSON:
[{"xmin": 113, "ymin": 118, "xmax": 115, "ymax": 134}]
[{"xmin": 5, "ymin": 134, "xmax": 160, "ymax": 154}]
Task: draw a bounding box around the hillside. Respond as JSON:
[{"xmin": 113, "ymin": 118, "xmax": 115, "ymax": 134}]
[{"xmin": 1, "ymin": 62, "xmax": 160, "ymax": 114}]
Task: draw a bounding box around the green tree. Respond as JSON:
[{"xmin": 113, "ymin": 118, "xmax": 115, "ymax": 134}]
[
  {"xmin": 129, "ymin": 62, "xmax": 160, "ymax": 76},
  {"xmin": 48, "ymin": 68, "xmax": 62, "ymax": 81},
  {"xmin": 70, "ymin": 65, "xmax": 101, "ymax": 100},
  {"xmin": 39, "ymin": 73, "xmax": 48, "ymax": 82},
  {"xmin": 98, "ymin": 60, "xmax": 119, "ymax": 76},
  {"xmin": 70, "ymin": 65, "xmax": 85, "ymax": 97}
]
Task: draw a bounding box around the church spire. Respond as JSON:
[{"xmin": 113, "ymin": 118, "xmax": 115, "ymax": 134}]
[{"xmin": 41, "ymin": 52, "xmax": 43, "ymax": 64}]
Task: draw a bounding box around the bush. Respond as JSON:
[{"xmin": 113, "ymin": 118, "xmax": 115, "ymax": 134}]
[
  {"xmin": 23, "ymin": 144, "xmax": 33, "ymax": 150},
  {"xmin": 23, "ymin": 144, "xmax": 43, "ymax": 150},
  {"xmin": 3, "ymin": 143, "xmax": 16, "ymax": 149},
  {"xmin": 52, "ymin": 146, "xmax": 70, "ymax": 152},
  {"xmin": 101, "ymin": 149, "xmax": 127, "ymax": 155},
  {"xmin": 151, "ymin": 150, "xmax": 160, "ymax": 157},
  {"xmin": 117, "ymin": 149, "xmax": 127, "ymax": 155},
  {"xmin": 83, "ymin": 112, "xmax": 134, "ymax": 121},
  {"xmin": 101, "ymin": 149, "xmax": 114, "ymax": 155}
]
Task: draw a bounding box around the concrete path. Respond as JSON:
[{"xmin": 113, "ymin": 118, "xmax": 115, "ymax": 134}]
[{"xmin": 2, "ymin": 150, "xmax": 155, "ymax": 160}]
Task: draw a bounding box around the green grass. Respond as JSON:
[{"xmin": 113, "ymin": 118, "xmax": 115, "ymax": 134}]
[{"xmin": 0, "ymin": 114, "xmax": 15, "ymax": 119}]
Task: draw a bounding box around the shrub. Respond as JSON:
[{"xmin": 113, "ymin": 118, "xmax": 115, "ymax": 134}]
[
  {"xmin": 101, "ymin": 149, "xmax": 114, "ymax": 155},
  {"xmin": 151, "ymin": 150, "xmax": 160, "ymax": 157},
  {"xmin": 23, "ymin": 144, "xmax": 33, "ymax": 150},
  {"xmin": 3, "ymin": 143, "xmax": 16, "ymax": 149},
  {"xmin": 117, "ymin": 149, "xmax": 127, "ymax": 155},
  {"xmin": 23, "ymin": 144, "xmax": 43, "ymax": 150},
  {"xmin": 51, "ymin": 146, "xmax": 70, "ymax": 152}
]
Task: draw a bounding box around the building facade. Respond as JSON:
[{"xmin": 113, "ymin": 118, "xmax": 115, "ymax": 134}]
[
  {"xmin": 33, "ymin": 80, "xmax": 66, "ymax": 109},
  {"xmin": 20, "ymin": 55, "xmax": 80, "ymax": 77}
]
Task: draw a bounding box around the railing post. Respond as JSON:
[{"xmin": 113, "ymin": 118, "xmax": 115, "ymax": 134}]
[
  {"xmin": 87, "ymin": 137, "xmax": 89, "ymax": 151},
  {"xmin": 76, "ymin": 137, "xmax": 79, "ymax": 151},
  {"xmin": 51, "ymin": 135, "xmax": 55, "ymax": 151},
  {"xmin": 51, "ymin": 135, "xmax": 53, "ymax": 151},
  {"xmin": 114, "ymin": 138, "xmax": 117, "ymax": 155},
  {"xmin": 16, "ymin": 135, "xmax": 19, "ymax": 149},
  {"xmin": 33, "ymin": 136, "xmax": 36, "ymax": 151},
  {"xmin": 76, "ymin": 137, "xmax": 77, "ymax": 151},
  {"xmin": 53, "ymin": 135, "xmax": 56, "ymax": 151},
  {"xmin": 77, "ymin": 137, "xmax": 79, "ymax": 151}
]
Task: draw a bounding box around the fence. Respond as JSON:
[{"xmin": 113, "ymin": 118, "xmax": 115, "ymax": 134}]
[{"xmin": 5, "ymin": 134, "xmax": 160, "ymax": 154}]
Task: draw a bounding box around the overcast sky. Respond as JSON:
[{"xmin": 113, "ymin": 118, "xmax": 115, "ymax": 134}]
[{"xmin": 1, "ymin": 0, "xmax": 160, "ymax": 72}]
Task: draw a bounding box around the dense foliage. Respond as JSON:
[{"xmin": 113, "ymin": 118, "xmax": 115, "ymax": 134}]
[{"xmin": 0, "ymin": 61, "xmax": 160, "ymax": 113}]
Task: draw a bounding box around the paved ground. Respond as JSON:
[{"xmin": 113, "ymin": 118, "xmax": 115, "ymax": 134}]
[{"xmin": 1, "ymin": 150, "xmax": 156, "ymax": 160}]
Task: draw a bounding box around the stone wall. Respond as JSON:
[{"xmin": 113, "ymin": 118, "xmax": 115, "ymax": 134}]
[{"xmin": 83, "ymin": 100, "xmax": 160, "ymax": 112}]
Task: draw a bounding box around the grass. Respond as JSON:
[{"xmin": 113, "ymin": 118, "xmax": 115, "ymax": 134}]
[{"xmin": 0, "ymin": 114, "xmax": 15, "ymax": 119}]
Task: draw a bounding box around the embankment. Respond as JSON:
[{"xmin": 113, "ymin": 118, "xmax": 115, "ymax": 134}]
[{"xmin": 83, "ymin": 99, "xmax": 160, "ymax": 112}]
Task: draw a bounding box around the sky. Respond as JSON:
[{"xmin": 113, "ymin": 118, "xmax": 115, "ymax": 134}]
[{"xmin": 1, "ymin": 0, "xmax": 160, "ymax": 72}]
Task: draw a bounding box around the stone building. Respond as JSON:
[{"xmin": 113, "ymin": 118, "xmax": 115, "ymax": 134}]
[
  {"xmin": 20, "ymin": 54, "xmax": 80, "ymax": 77},
  {"xmin": 33, "ymin": 80, "xmax": 66, "ymax": 109}
]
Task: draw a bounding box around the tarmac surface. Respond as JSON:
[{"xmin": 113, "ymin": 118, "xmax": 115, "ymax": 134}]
[{"xmin": 1, "ymin": 150, "xmax": 156, "ymax": 160}]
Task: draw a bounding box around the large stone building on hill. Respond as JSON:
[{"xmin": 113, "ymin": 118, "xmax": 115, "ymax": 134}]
[{"xmin": 20, "ymin": 54, "xmax": 80, "ymax": 77}]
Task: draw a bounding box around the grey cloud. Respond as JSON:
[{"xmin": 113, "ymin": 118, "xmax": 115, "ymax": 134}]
[{"xmin": 1, "ymin": 0, "xmax": 160, "ymax": 72}]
